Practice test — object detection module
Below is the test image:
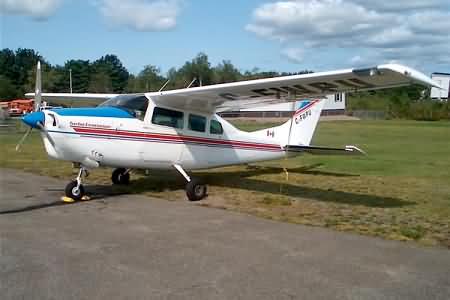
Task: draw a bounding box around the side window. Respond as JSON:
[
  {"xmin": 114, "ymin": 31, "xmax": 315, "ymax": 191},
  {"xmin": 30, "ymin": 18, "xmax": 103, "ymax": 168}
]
[
  {"xmin": 210, "ymin": 120, "xmax": 223, "ymax": 135},
  {"xmin": 188, "ymin": 114, "xmax": 206, "ymax": 132},
  {"xmin": 152, "ymin": 107, "xmax": 184, "ymax": 129},
  {"xmin": 335, "ymin": 93, "xmax": 341, "ymax": 102}
]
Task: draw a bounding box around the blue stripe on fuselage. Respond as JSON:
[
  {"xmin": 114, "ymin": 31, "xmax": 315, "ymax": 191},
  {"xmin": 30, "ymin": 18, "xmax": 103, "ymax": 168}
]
[{"xmin": 51, "ymin": 107, "xmax": 134, "ymax": 118}]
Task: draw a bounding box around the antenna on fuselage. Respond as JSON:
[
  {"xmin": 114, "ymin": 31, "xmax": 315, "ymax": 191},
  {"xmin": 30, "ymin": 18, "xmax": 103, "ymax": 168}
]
[
  {"xmin": 158, "ymin": 79, "xmax": 170, "ymax": 92},
  {"xmin": 186, "ymin": 78, "xmax": 197, "ymax": 88}
]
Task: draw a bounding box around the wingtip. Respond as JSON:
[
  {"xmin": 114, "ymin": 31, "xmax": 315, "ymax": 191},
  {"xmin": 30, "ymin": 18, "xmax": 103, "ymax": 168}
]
[
  {"xmin": 345, "ymin": 145, "xmax": 367, "ymax": 156},
  {"xmin": 378, "ymin": 64, "xmax": 439, "ymax": 88}
]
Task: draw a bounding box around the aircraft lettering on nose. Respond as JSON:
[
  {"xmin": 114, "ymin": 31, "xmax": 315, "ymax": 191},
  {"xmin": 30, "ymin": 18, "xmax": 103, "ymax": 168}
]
[{"xmin": 19, "ymin": 62, "xmax": 438, "ymax": 201}]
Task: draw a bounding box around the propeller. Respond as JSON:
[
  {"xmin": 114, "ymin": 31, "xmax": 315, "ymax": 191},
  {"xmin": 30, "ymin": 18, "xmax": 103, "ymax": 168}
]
[
  {"xmin": 36, "ymin": 121, "xmax": 55, "ymax": 147},
  {"xmin": 34, "ymin": 61, "xmax": 42, "ymax": 111},
  {"xmin": 15, "ymin": 127, "xmax": 33, "ymax": 152},
  {"xmin": 16, "ymin": 61, "xmax": 50, "ymax": 151}
]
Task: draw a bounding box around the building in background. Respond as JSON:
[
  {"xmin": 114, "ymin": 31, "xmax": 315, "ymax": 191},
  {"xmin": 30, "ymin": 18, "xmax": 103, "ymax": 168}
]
[
  {"xmin": 221, "ymin": 93, "xmax": 345, "ymax": 118},
  {"xmin": 430, "ymin": 73, "xmax": 450, "ymax": 100}
]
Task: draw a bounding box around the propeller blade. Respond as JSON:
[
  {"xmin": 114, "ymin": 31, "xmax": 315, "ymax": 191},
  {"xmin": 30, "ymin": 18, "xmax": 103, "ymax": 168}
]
[
  {"xmin": 34, "ymin": 61, "xmax": 42, "ymax": 111},
  {"xmin": 15, "ymin": 128, "xmax": 33, "ymax": 152},
  {"xmin": 36, "ymin": 122, "xmax": 55, "ymax": 147}
]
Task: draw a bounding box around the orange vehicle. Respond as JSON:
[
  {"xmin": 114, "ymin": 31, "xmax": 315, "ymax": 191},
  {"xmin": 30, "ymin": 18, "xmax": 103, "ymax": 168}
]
[{"xmin": 4, "ymin": 99, "xmax": 34, "ymax": 116}]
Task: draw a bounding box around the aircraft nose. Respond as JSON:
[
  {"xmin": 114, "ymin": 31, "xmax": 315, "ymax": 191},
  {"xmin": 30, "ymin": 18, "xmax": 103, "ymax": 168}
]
[{"xmin": 22, "ymin": 111, "xmax": 45, "ymax": 128}]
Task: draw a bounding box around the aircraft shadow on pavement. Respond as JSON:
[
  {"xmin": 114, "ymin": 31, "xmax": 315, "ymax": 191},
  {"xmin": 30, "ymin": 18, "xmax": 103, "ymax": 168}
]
[
  {"xmin": 198, "ymin": 165, "xmax": 413, "ymax": 208},
  {"xmin": 0, "ymin": 164, "xmax": 412, "ymax": 214},
  {"xmin": 0, "ymin": 186, "xmax": 128, "ymax": 215}
]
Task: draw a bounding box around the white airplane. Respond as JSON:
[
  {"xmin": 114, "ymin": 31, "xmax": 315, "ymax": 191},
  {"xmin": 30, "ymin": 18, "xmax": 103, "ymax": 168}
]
[{"xmin": 20, "ymin": 62, "xmax": 437, "ymax": 201}]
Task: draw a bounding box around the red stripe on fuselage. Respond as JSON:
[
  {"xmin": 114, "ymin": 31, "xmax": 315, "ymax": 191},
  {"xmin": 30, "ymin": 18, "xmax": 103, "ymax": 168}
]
[{"xmin": 72, "ymin": 127, "xmax": 282, "ymax": 150}]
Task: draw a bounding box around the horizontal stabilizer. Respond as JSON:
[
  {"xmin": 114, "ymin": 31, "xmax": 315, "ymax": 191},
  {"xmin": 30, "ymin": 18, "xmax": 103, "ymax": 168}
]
[{"xmin": 285, "ymin": 145, "xmax": 366, "ymax": 156}]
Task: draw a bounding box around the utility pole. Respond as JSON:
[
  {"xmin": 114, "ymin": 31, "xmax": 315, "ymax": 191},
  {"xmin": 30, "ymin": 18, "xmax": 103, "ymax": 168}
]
[{"xmin": 69, "ymin": 68, "xmax": 73, "ymax": 93}]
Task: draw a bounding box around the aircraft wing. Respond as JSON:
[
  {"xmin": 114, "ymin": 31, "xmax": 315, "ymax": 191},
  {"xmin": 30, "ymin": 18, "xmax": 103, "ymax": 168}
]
[
  {"xmin": 147, "ymin": 64, "xmax": 438, "ymax": 113},
  {"xmin": 24, "ymin": 93, "xmax": 118, "ymax": 102},
  {"xmin": 24, "ymin": 64, "xmax": 437, "ymax": 112}
]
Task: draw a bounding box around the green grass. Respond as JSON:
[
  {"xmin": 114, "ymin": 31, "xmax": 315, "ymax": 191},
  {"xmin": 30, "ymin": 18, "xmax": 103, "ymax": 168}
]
[{"xmin": 1, "ymin": 120, "xmax": 449, "ymax": 248}]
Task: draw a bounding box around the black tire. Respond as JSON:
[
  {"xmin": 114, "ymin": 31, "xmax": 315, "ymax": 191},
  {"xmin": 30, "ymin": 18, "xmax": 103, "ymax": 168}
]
[
  {"xmin": 112, "ymin": 168, "xmax": 130, "ymax": 185},
  {"xmin": 186, "ymin": 178, "xmax": 207, "ymax": 201},
  {"xmin": 65, "ymin": 181, "xmax": 85, "ymax": 201}
]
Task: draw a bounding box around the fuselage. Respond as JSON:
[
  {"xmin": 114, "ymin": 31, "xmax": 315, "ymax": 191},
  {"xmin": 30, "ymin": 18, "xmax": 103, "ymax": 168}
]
[{"xmin": 36, "ymin": 100, "xmax": 287, "ymax": 171}]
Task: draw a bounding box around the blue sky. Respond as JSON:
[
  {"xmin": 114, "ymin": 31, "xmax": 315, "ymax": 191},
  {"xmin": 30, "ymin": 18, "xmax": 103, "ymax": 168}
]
[{"xmin": 1, "ymin": 0, "xmax": 449, "ymax": 75}]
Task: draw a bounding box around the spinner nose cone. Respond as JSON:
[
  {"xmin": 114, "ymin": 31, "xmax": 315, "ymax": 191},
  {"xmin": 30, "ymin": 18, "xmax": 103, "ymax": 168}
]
[{"xmin": 22, "ymin": 111, "xmax": 45, "ymax": 128}]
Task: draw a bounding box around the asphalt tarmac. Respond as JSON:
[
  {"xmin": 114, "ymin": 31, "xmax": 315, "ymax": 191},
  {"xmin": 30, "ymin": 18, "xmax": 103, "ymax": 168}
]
[{"xmin": 1, "ymin": 169, "xmax": 449, "ymax": 299}]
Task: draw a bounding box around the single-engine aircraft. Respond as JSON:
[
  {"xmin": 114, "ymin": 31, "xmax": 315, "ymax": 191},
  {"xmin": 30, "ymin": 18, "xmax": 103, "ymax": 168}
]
[{"xmin": 19, "ymin": 62, "xmax": 437, "ymax": 201}]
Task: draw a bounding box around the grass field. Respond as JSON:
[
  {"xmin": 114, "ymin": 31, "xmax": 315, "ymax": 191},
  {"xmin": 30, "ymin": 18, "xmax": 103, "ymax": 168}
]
[{"xmin": 1, "ymin": 119, "xmax": 449, "ymax": 248}]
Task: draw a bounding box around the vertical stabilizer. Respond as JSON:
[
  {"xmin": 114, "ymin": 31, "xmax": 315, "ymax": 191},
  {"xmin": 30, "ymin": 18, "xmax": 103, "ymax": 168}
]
[
  {"xmin": 249, "ymin": 99, "xmax": 325, "ymax": 147},
  {"xmin": 285, "ymin": 99, "xmax": 325, "ymax": 146}
]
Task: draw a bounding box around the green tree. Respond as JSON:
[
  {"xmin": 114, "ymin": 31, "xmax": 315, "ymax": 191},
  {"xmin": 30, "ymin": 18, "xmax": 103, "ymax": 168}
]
[
  {"xmin": 178, "ymin": 52, "xmax": 213, "ymax": 87},
  {"xmin": 0, "ymin": 48, "xmax": 44, "ymax": 98},
  {"xmin": 0, "ymin": 75, "xmax": 19, "ymax": 100},
  {"xmin": 213, "ymin": 60, "xmax": 241, "ymax": 83},
  {"xmin": 60, "ymin": 60, "xmax": 91, "ymax": 93},
  {"xmin": 0, "ymin": 48, "xmax": 16, "ymax": 80},
  {"xmin": 92, "ymin": 55, "xmax": 129, "ymax": 92},
  {"xmin": 135, "ymin": 65, "xmax": 166, "ymax": 92},
  {"xmin": 88, "ymin": 70, "xmax": 113, "ymax": 93}
]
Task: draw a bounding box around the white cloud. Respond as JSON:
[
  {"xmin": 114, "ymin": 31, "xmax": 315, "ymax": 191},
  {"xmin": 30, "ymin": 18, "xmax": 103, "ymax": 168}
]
[
  {"xmin": 0, "ymin": 0, "xmax": 61, "ymax": 20},
  {"xmin": 247, "ymin": 0, "xmax": 450, "ymax": 69},
  {"xmin": 352, "ymin": 0, "xmax": 447, "ymax": 12},
  {"xmin": 281, "ymin": 48, "xmax": 304, "ymax": 63},
  {"xmin": 97, "ymin": 0, "xmax": 182, "ymax": 31}
]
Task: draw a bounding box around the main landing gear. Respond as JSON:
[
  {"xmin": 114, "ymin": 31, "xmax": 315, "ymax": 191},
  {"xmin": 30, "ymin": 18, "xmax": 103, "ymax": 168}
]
[
  {"xmin": 174, "ymin": 164, "xmax": 208, "ymax": 201},
  {"xmin": 111, "ymin": 168, "xmax": 130, "ymax": 185},
  {"xmin": 65, "ymin": 165, "xmax": 205, "ymax": 202}
]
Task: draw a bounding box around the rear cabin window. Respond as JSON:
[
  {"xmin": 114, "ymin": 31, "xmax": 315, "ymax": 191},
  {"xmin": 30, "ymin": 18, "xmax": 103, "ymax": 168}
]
[
  {"xmin": 188, "ymin": 114, "xmax": 206, "ymax": 132},
  {"xmin": 152, "ymin": 107, "xmax": 184, "ymax": 129},
  {"xmin": 210, "ymin": 120, "xmax": 223, "ymax": 135}
]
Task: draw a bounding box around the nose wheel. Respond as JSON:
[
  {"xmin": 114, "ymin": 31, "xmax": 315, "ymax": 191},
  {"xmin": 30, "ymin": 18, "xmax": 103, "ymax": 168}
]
[
  {"xmin": 65, "ymin": 167, "xmax": 87, "ymax": 200},
  {"xmin": 65, "ymin": 180, "xmax": 85, "ymax": 200}
]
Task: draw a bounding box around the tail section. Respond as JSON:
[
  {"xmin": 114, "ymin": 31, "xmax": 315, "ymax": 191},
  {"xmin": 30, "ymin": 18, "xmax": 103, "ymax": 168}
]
[
  {"xmin": 246, "ymin": 99, "xmax": 366, "ymax": 156},
  {"xmin": 285, "ymin": 99, "xmax": 325, "ymax": 146},
  {"xmin": 251, "ymin": 99, "xmax": 325, "ymax": 147}
]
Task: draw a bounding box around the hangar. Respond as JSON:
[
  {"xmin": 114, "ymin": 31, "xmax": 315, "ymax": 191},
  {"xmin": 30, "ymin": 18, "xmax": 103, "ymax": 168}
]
[{"xmin": 430, "ymin": 73, "xmax": 450, "ymax": 100}]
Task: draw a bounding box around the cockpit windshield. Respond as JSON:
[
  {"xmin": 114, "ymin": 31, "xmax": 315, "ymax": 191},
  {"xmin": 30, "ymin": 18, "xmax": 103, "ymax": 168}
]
[{"xmin": 98, "ymin": 95, "xmax": 148, "ymax": 119}]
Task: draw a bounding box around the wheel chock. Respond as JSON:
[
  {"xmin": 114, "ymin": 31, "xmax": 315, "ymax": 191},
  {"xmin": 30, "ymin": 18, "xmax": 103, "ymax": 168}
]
[
  {"xmin": 61, "ymin": 196, "xmax": 75, "ymax": 203},
  {"xmin": 61, "ymin": 195, "xmax": 90, "ymax": 202}
]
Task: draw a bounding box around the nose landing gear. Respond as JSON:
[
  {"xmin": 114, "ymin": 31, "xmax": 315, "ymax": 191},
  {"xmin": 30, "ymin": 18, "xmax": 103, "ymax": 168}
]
[{"xmin": 65, "ymin": 167, "xmax": 88, "ymax": 200}]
